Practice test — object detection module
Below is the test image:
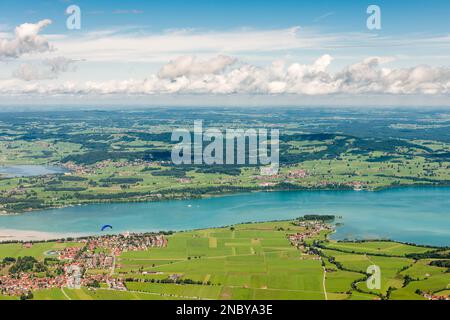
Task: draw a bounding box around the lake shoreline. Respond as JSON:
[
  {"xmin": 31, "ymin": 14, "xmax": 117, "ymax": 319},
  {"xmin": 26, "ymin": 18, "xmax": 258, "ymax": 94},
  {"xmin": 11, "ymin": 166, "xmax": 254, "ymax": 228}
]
[
  {"xmin": 0, "ymin": 164, "xmax": 69, "ymax": 178},
  {"xmin": 2, "ymin": 182, "xmax": 450, "ymax": 216},
  {"xmin": 1, "ymin": 187, "xmax": 449, "ymax": 247},
  {"xmin": 0, "ymin": 229, "xmax": 85, "ymax": 242},
  {"xmin": 1, "ymin": 219, "xmax": 447, "ymax": 250}
]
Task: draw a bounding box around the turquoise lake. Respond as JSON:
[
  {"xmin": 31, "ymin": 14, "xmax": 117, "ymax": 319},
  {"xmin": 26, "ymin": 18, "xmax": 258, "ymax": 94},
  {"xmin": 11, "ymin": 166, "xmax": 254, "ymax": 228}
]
[{"xmin": 0, "ymin": 187, "xmax": 449, "ymax": 246}]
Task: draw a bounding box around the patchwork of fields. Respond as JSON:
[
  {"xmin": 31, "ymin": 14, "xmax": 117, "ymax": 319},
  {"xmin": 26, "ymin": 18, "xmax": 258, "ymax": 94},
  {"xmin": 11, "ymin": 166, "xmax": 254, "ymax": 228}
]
[
  {"xmin": 1, "ymin": 110, "xmax": 450, "ymax": 214},
  {"xmin": 118, "ymin": 221, "xmax": 327, "ymax": 300},
  {"xmin": 1, "ymin": 220, "xmax": 448, "ymax": 300}
]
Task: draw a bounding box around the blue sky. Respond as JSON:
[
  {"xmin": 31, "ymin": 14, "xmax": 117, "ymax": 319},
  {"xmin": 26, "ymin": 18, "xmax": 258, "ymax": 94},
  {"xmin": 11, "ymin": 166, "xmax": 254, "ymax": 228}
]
[
  {"xmin": 1, "ymin": 0, "xmax": 449, "ymax": 34},
  {"xmin": 0, "ymin": 0, "xmax": 449, "ymax": 106}
]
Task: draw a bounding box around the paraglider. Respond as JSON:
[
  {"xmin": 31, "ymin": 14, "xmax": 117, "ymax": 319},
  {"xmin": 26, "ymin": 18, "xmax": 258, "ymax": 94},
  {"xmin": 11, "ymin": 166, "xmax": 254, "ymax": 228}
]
[{"xmin": 102, "ymin": 224, "xmax": 112, "ymax": 231}]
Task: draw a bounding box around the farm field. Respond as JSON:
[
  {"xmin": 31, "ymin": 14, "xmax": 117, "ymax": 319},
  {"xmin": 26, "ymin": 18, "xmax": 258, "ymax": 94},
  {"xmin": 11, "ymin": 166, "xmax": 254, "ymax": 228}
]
[
  {"xmin": 0, "ymin": 0, "xmax": 449, "ymax": 308},
  {"xmin": 1, "ymin": 109, "xmax": 450, "ymax": 214},
  {"xmin": 322, "ymin": 241, "xmax": 432, "ymax": 256},
  {"xmin": 118, "ymin": 221, "xmax": 327, "ymax": 300},
  {"xmin": 1, "ymin": 220, "xmax": 448, "ymax": 300},
  {"xmin": 0, "ymin": 242, "xmax": 83, "ymax": 261}
]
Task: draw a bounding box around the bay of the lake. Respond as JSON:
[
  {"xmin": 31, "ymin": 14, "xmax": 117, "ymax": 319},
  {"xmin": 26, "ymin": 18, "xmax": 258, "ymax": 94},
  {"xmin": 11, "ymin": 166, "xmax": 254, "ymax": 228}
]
[{"xmin": 0, "ymin": 187, "xmax": 449, "ymax": 246}]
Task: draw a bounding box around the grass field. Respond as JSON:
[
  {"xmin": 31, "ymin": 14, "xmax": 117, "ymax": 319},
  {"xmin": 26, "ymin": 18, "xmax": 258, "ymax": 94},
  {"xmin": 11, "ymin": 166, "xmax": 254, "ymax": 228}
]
[
  {"xmin": 0, "ymin": 220, "xmax": 448, "ymax": 300},
  {"xmin": 322, "ymin": 241, "xmax": 432, "ymax": 256},
  {"xmin": 0, "ymin": 242, "xmax": 83, "ymax": 261},
  {"xmin": 119, "ymin": 221, "xmax": 327, "ymax": 300},
  {"xmin": 1, "ymin": 109, "xmax": 450, "ymax": 214}
]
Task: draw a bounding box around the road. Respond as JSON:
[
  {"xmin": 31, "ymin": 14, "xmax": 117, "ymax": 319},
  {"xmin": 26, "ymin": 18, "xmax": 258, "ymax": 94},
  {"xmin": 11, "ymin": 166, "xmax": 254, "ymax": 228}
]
[{"xmin": 322, "ymin": 266, "xmax": 328, "ymax": 300}]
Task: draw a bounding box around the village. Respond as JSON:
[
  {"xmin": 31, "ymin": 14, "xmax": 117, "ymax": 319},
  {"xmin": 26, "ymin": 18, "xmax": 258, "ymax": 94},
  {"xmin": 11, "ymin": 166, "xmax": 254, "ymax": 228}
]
[
  {"xmin": 0, "ymin": 233, "xmax": 168, "ymax": 297},
  {"xmin": 287, "ymin": 219, "xmax": 335, "ymax": 254},
  {"xmin": 421, "ymin": 292, "xmax": 450, "ymax": 301},
  {"xmin": 256, "ymin": 168, "xmax": 368, "ymax": 191}
]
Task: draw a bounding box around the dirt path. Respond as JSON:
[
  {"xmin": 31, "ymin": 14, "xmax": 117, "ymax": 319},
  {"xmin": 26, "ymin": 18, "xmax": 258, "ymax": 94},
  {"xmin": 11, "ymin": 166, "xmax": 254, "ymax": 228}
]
[
  {"xmin": 61, "ymin": 287, "xmax": 72, "ymax": 300},
  {"xmin": 322, "ymin": 266, "xmax": 328, "ymax": 300}
]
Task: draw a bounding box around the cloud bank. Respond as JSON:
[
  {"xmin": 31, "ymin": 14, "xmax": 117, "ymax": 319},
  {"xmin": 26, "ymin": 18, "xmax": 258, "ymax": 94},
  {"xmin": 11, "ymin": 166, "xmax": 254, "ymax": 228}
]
[
  {"xmin": 158, "ymin": 55, "xmax": 237, "ymax": 79},
  {"xmin": 1, "ymin": 55, "xmax": 449, "ymax": 96},
  {"xmin": 0, "ymin": 20, "xmax": 448, "ymax": 98}
]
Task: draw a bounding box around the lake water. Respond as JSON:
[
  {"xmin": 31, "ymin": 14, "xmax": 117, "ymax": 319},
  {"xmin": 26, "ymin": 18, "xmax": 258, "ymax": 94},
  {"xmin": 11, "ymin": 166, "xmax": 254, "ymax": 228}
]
[
  {"xmin": 0, "ymin": 187, "xmax": 449, "ymax": 246},
  {"xmin": 0, "ymin": 165, "xmax": 68, "ymax": 177}
]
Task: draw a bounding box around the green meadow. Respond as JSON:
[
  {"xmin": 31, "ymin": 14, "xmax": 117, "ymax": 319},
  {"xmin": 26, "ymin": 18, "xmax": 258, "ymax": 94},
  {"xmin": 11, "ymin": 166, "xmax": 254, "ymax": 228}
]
[
  {"xmin": 1, "ymin": 109, "xmax": 450, "ymax": 214},
  {"xmin": 0, "ymin": 220, "xmax": 448, "ymax": 300},
  {"xmin": 0, "ymin": 242, "xmax": 83, "ymax": 261},
  {"xmin": 119, "ymin": 221, "xmax": 326, "ymax": 300}
]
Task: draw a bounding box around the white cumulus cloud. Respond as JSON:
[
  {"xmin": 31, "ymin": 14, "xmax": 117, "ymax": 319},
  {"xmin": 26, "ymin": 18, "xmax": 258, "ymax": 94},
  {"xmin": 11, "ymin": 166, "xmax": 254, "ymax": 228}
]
[
  {"xmin": 0, "ymin": 20, "xmax": 52, "ymax": 58},
  {"xmin": 0, "ymin": 55, "xmax": 449, "ymax": 96},
  {"xmin": 158, "ymin": 55, "xmax": 237, "ymax": 79}
]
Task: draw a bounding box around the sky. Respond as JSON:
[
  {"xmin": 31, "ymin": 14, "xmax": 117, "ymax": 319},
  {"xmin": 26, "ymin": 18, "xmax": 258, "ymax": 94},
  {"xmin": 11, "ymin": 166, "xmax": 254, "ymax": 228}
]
[{"xmin": 0, "ymin": 0, "xmax": 449, "ymax": 106}]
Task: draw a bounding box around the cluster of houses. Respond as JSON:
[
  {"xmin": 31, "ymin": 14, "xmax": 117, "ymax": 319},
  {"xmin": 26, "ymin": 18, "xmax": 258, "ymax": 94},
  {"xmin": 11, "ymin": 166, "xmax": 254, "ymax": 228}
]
[
  {"xmin": 311, "ymin": 180, "xmax": 369, "ymax": 191},
  {"xmin": 107, "ymin": 277, "xmax": 127, "ymax": 291},
  {"xmin": 0, "ymin": 273, "xmax": 67, "ymax": 296},
  {"xmin": 256, "ymin": 168, "xmax": 308, "ymax": 180},
  {"xmin": 256, "ymin": 168, "xmax": 308, "ymax": 187},
  {"xmin": 63, "ymin": 160, "xmax": 156, "ymax": 176},
  {"xmin": 0, "ymin": 186, "xmax": 27, "ymax": 197},
  {"xmin": 58, "ymin": 246, "xmax": 83, "ymax": 260},
  {"xmin": 0, "ymin": 232, "xmax": 168, "ymax": 296},
  {"xmin": 288, "ymin": 220, "xmax": 334, "ymax": 248},
  {"xmin": 79, "ymin": 252, "xmax": 114, "ymax": 270},
  {"xmin": 86, "ymin": 233, "xmax": 168, "ymax": 256},
  {"xmin": 422, "ymin": 292, "xmax": 450, "ymax": 300},
  {"xmin": 254, "ymin": 166, "xmax": 369, "ymax": 191},
  {"xmin": 287, "ymin": 169, "xmax": 308, "ymax": 178},
  {"xmin": 256, "ymin": 169, "xmax": 368, "ymax": 190},
  {"xmin": 347, "ymin": 181, "xmax": 367, "ymax": 191},
  {"xmin": 62, "ymin": 161, "xmax": 93, "ymax": 175}
]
